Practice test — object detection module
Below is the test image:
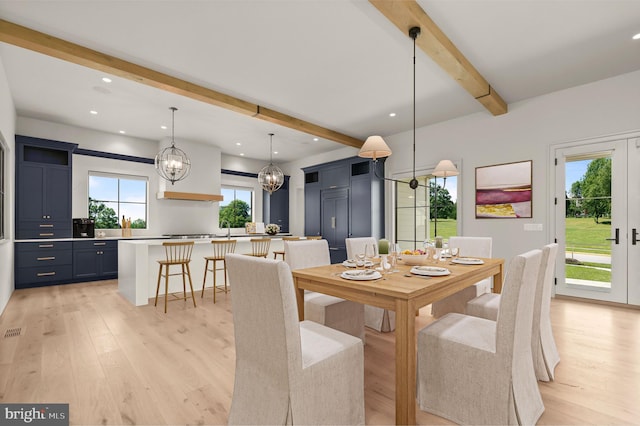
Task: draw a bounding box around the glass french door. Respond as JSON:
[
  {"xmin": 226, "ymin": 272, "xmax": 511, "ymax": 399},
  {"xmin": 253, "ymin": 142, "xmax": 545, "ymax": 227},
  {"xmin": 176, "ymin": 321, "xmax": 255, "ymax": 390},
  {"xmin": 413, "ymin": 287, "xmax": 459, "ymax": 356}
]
[{"xmin": 555, "ymin": 137, "xmax": 640, "ymax": 305}]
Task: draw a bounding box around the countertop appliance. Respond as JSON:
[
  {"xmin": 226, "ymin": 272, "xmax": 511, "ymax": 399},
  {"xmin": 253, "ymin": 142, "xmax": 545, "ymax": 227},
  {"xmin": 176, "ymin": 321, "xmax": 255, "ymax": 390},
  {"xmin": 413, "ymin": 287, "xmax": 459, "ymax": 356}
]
[{"xmin": 73, "ymin": 218, "xmax": 95, "ymax": 238}]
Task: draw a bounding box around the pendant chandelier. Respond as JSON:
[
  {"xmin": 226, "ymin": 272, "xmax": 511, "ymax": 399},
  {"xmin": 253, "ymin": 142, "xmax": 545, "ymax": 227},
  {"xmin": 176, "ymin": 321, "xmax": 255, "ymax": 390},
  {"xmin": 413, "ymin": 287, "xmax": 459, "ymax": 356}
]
[
  {"xmin": 258, "ymin": 133, "xmax": 284, "ymax": 194},
  {"xmin": 155, "ymin": 107, "xmax": 191, "ymax": 185},
  {"xmin": 359, "ymin": 27, "xmax": 458, "ymax": 249}
]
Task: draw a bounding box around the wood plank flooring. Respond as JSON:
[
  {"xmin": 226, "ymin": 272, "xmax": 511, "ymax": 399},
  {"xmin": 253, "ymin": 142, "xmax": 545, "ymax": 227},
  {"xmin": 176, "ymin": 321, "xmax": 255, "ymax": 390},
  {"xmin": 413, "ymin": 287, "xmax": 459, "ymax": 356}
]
[{"xmin": 0, "ymin": 280, "xmax": 639, "ymax": 425}]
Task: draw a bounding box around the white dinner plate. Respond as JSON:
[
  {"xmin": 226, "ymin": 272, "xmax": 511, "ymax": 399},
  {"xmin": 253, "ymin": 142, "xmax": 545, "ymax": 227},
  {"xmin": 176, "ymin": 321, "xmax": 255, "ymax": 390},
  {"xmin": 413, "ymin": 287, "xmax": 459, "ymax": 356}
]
[
  {"xmin": 343, "ymin": 260, "xmax": 374, "ymax": 268},
  {"xmin": 341, "ymin": 270, "xmax": 382, "ymax": 280},
  {"xmin": 410, "ymin": 266, "xmax": 451, "ymax": 276},
  {"xmin": 451, "ymin": 257, "xmax": 485, "ymax": 265}
]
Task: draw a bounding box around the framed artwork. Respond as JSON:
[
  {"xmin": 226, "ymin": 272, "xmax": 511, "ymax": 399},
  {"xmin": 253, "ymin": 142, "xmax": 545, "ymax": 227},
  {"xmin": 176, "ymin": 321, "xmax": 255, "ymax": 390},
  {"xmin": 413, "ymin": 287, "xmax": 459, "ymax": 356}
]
[{"xmin": 475, "ymin": 160, "xmax": 532, "ymax": 218}]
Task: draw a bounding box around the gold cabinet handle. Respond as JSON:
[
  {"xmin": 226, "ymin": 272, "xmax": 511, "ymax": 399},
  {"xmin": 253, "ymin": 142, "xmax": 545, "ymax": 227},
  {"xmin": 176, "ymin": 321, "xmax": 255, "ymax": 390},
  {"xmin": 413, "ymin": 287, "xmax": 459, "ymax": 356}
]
[{"xmin": 37, "ymin": 272, "xmax": 56, "ymax": 277}]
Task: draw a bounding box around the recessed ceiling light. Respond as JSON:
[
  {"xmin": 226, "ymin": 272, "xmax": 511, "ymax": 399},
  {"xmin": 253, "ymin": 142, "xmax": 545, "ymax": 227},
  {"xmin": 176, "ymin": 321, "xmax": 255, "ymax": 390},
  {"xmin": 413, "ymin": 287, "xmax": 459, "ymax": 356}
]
[
  {"xmin": 633, "ymin": 33, "xmax": 640, "ymax": 40},
  {"xmin": 274, "ymin": 151, "xmax": 278, "ymax": 155},
  {"xmin": 119, "ymin": 130, "xmax": 126, "ymax": 134},
  {"xmin": 236, "ymin": 142, "xmax": 241, "ymax": 146},
  {"xmin": 90, "ymin": 110, "xmax": 98, "ymax": 115},
  {"xmin": 313, "ymin": 137, "xmax": 319, "ymax": 142},
  {"xmin": 240, "ymin": 153, "xmax": 245, "ymax": 156},
  {"xmin": 102, "ymin": 77, "xmax": 112, "ymax": 83},
  {"xmin": 160, "ymin": 125, "xmax": 167, "ymax": 130},
  {"xmin": 389, "ymin": 112, "xmax": 397, "ymax": 117}
]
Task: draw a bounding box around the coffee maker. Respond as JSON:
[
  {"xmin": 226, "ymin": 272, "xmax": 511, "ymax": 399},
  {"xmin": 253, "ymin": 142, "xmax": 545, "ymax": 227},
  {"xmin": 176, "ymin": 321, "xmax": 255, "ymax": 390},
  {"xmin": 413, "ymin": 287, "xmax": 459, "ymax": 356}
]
[{"xmin": 73, "ymin": 218, "xmax": 95, "ymax": 238}]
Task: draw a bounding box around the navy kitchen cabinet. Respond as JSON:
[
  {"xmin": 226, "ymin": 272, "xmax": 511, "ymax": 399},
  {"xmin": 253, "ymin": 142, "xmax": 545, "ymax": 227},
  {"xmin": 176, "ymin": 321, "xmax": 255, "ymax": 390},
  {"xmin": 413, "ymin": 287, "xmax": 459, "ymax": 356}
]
[
  {"xmin": 263, "ymin": 176, "xmax": 290, "ymax": 233},
  {"xmin": 15, "ymin": 136, "xmax": 76, "ymax": 239},
  {"xmin": 73, "ymin": 240, "xmax": 118, "ymax": 280},
  {"xmin": 14, "ymin": 241, "xmax": 73, "ymax": 289},
  {"xmin": 321, "ymin": 188, "xmax": 349, "ymax": 263},
  {"xmin": 303, "ymin": 157, "xmax": 384, "ymax": 263}
]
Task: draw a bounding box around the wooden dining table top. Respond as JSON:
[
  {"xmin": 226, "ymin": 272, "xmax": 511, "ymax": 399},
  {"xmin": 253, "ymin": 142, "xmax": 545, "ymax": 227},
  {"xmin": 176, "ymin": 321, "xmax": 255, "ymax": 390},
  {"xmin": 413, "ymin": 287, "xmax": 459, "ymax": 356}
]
[{"xmin": 291, "ymin": 256, "xmax": 505, "ymax": 426}]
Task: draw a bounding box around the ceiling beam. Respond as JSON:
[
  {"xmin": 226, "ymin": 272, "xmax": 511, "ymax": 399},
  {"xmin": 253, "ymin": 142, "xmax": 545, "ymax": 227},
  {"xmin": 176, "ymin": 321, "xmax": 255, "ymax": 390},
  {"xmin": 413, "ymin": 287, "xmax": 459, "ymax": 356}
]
[
  {"xmin": 369, "ymin": 0, "xmax": 507, "ymax": 116},
  {"xmin": 0, "ymin": 19, "xmax": 364, "ymax": 149}
]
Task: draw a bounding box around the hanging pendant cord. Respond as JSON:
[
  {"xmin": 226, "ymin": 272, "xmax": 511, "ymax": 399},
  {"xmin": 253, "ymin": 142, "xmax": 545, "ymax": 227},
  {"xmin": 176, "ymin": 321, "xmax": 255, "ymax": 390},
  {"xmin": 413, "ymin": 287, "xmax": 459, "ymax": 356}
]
[{"xmin": 170, "ymin": 107, "xmax": 177, "ymax": 148}]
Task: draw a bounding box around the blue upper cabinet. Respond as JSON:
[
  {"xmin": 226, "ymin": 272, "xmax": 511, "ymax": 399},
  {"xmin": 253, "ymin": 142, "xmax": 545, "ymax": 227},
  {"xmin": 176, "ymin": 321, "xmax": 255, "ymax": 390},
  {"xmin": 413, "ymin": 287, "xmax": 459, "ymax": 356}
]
[{"xmin": 15, "ymin": 136, "xmax": 77, "ymax": 239}]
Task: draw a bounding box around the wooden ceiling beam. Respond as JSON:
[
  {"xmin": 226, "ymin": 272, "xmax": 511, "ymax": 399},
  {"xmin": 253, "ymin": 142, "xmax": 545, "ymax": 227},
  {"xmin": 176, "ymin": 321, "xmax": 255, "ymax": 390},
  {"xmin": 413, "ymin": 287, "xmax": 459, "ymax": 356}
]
[
  {"xmin": 0, "ymin": 19, "xmax": 364, "ymax": 148},
  {"xmin": 369, "ymin": 0, "xmax": 507, "ymax": 116}
]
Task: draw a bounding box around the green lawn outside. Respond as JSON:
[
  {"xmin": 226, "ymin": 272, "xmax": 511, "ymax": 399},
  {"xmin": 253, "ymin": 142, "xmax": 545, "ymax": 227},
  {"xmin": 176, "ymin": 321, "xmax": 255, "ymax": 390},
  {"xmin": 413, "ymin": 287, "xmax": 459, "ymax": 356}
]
[
  {"xmin": 430, "ymin": 218, "xmax": 457, "ymax": 240},
  {"xmin": 565, "ymin": 217, "xmax": 611, "ymax": 255}
]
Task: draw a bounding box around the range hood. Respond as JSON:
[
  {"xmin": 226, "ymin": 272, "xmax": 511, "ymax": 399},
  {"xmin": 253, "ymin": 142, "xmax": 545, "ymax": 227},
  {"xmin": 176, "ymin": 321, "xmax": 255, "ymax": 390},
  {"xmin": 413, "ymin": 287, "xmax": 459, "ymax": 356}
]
[{"xmin": 156, "ymin": 191, "xmax": 223, "ymax": 202}]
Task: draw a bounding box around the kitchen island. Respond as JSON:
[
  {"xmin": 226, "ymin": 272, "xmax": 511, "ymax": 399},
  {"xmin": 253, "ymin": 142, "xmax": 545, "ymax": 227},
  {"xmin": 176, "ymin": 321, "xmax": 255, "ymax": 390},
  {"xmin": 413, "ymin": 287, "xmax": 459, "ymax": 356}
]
[{"xmin": 118, "ymin": 236, "xmax": 286, "ymax": 306}]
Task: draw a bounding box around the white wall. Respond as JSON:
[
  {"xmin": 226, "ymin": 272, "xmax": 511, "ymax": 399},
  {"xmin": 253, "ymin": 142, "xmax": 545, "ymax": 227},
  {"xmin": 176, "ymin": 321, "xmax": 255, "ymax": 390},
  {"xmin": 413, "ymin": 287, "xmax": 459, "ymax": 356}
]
[
  {"xmin": 383, "ymin": 70, "xmax": 640, "ymax": 265},
  {"xmin": 0, "ymin": 55, "xmax": 16, "ymax": 315}
]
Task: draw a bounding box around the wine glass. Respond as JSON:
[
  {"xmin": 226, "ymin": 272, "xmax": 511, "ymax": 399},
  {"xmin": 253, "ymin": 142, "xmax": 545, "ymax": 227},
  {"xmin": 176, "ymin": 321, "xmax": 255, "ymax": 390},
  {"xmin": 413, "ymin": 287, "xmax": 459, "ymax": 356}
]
[
  {"xmin": 389, "ymin": 243, "xmax": 401, "ymax": 272},
  {"xmin": 364, "ymin": 243, "xmax": 376, "ymax": 266},
  {"xmin": 355, "ymin": 253, "xmax": 366, "ymax": 270},
  {"xmin": 450, "ymin": 245, "xmax": 460, "ymax": 261}
]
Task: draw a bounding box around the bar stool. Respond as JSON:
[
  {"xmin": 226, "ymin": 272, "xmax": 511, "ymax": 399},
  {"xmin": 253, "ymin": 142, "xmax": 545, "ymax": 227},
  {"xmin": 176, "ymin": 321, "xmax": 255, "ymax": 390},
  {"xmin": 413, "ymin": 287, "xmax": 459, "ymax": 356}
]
[
  {"xmin": 155, "ymin": 241, "xmax": 196, "ymax": 313},
  {"xmin": 202, "ymin": 239, "xmax": 236, "ymax": 303},
  {"xmin": 246, "ymin": 238, "xmax": 271, "ymax": 258},
  {"xmin": 305, "ymin": 235, "xmax": 322, "ymax": 240},
  {"xmin": 273, "ymin": 236, "xmax": 300, "ymax": 260}
]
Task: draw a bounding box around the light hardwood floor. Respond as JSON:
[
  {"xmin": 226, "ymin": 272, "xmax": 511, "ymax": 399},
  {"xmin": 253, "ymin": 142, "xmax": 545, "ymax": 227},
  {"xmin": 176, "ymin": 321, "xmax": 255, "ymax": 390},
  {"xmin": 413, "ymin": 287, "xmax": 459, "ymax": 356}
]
[{"xmin": 1, "ymin": 280, "xmax": 639, "ymax": 425}]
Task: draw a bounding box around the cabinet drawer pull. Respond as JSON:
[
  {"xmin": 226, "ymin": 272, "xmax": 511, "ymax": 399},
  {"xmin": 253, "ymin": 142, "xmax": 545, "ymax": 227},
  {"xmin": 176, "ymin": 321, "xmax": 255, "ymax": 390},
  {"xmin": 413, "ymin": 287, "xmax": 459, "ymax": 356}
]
[
  {"xmin": 39, "ymin": 224, "xmax": 54, "ymax": 228},
  {"xmin": 39, "ymin": 233, "xmax": 54, "ymax": 237},
  {"xmin": 93, "ymin": 242, "xmax": 107, "ymax": 246},
  {"xmin": 39, "ymin": 244, "xmax": 54, "ymax": 248},
  {"xmin": 37, "ymin": 257, "xmax": 56, "ymax": 261},
  {"xmin": 37, "ymin": 272, "xmax": 56, "ymax": 277}
]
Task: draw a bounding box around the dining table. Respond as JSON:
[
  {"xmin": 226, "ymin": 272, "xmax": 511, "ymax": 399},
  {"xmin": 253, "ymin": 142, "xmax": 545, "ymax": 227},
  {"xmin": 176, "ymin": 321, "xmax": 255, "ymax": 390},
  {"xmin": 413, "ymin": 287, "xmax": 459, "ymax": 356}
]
[{"xmin": 291, "ymin": 257, "xmax": 505, "ymax": 426}]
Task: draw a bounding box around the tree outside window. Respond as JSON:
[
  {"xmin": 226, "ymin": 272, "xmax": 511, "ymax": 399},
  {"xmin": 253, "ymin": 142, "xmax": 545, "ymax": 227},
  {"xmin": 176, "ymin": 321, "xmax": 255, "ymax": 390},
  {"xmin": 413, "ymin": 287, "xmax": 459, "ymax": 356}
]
[
  {"xmin": 219, "ymin": 187, "xmax": 253, "ymax": 228},
  {"xmin": 88, "ymin": 173, "xmax": 148, "ymax": 229}
]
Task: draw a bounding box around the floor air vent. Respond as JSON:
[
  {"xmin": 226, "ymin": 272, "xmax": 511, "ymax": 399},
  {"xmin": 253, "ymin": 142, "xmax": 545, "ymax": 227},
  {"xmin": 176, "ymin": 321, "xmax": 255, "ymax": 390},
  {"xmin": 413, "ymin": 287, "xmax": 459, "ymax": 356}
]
[{"xmin": 4, "ymin": 327, "xmax": 22, "ymax": 338}]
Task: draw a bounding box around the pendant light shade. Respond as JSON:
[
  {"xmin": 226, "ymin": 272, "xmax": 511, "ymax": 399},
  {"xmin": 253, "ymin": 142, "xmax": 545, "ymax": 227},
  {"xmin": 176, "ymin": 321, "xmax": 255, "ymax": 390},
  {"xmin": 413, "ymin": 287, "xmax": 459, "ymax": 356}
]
[
  {"xmin": 258, "ymin": 133, "xmax": 284, "ymax": 194},
  {"xmin": 155, "ymin": 107, "xmax": 191, "ymax": 185},
  {"xmin": 358, "ymin": 135, "xmax": 392, "ymax": 161},
  {"xmin": 433, "ymin": 159, "xmax": 459, "ymax": 178}
]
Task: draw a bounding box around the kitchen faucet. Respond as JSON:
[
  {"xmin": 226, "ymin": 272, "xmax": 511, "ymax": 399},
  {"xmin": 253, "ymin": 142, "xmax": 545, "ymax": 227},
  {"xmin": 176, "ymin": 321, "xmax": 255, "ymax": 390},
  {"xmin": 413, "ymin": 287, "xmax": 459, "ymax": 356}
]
[{"xmin": 221, "ymin": 220, "xmax": 231, "ymax": 239}]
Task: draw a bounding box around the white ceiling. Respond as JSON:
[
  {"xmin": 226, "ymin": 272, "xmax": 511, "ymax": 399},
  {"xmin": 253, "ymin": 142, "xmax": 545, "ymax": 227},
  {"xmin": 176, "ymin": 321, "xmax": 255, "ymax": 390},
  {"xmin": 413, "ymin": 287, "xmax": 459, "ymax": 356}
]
[{"xmin": 1, "ymin": 0, "xmax": 639, "ymax": 163}]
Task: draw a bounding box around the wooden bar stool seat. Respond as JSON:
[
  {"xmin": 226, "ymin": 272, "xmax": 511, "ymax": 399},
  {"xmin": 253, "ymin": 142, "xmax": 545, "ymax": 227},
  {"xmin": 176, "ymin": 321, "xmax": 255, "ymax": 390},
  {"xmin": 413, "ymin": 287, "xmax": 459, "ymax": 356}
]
[
  {"xmin": 202, "ymin": 239, "xmax": 236, "ymax": 303},
  {"xmin": 305, "ymin": 235, "xmax": 322, "ymax": 240},
  {"xmin": 273, "ymin": 236, "xmax": 300, "ymax": 260},
  {"xmin": 245, "ymin": 238, "xmax": 271, "ymax": 258},
  {"xmin": 155, "ymin": 241, "xmax": 196, "ymax": 313}
]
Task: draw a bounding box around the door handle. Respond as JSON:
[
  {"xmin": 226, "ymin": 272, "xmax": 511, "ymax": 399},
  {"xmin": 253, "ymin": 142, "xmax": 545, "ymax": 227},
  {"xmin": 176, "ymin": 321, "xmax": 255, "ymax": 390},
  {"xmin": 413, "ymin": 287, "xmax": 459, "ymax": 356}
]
[
  {"xmin": 633, "ymin": 228, "xmax": 638, "ymax": 245},
  {"xmin": 605, "ymin": 228, "xmax": 619, "ymax": 245}
]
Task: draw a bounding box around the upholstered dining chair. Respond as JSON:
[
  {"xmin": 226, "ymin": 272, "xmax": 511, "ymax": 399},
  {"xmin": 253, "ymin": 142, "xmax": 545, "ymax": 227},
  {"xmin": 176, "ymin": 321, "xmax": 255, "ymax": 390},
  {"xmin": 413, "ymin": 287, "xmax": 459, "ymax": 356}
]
[
  {"xmin": 417, "ymin": 249, "xmax": 544, "ymax": 425},
  {"xmin": 154, "ymin": 241, "xmax": 196, "ymax": 313},
  {"xmin": 430, "ymin": 236, "xmax": 493, "ymax": 317},
  {"xmin": 245, "ymin": 237, "xmax": 270, "ymax": 258},
  {"xmin": 201, "ymin": 239, "xmax": 236, "ymax": 303},
  {"xmin": 225, "ymin": 253, "xmax": 365, "ymax": 426},
  {"xmin": 272, "ymin": 236, "xmax": 300, "ymax": 260},
  {"xmin": 285, "ymin": 239, "xmax": 365, "ymax": 342},
  {"xmin": 466, "ymin": 243, "xmax": 560, "ymax": 381},
  {"xmin": 346, "ymin": 236, "xmax": 395, "ymax": 332}
]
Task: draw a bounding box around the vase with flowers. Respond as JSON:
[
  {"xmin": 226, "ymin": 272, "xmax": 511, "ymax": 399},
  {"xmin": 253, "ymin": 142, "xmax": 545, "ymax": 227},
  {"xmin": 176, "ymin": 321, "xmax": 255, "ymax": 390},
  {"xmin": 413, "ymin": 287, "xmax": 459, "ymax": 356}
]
[{"xmin": 265, "ymin": 223, "xmax": 280, "ymax": 235}]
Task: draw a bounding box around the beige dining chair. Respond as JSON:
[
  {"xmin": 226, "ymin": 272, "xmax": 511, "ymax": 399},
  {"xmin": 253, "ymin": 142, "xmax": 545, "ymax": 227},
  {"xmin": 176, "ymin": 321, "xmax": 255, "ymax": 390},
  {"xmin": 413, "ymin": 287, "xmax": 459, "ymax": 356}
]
[
  {"xmin": 272, "ymin": 236, "xmax": 300, "ymax": 260},
  {"xmin": 245, "ymin": 237, "xmax": 270, "ymax": 258},
  {"xmin": 346, "ymin": 236, "xmax": 395, "ymax": 332},
  {"xmin": 225, "ymin": 253, "xmax": 364, "ymax": 425},
  {"xmin": 154, "ymin": 241, "xmax": 196, "ymax": 313},
  {"xmin": 285, "ymin": 239, "xmax": 365, "ymax": 342},
  {"xmin": 417, "ymin": 249, "xmax": 544, "ymax": 425},
  {"xmin": 201, "ymin": 239, "xmax": 236, "ymax": 303},
  {"xmin": 430, "ymin": 236, "xmax": 493, "ymax": 317},
  {"xmin": 466, "ymin": 243, "xmax": 560, "ymax": 381}
]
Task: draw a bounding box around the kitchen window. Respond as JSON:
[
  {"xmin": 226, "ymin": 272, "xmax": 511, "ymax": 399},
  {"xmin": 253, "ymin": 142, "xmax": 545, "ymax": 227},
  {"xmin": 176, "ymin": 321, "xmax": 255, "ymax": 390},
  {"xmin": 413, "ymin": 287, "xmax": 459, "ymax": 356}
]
[
  {"xmin": 88, "ymin": 172, "xmax": 148, "ymax": 229},
  {"xmin": 219, "ymin": 186, "xmax": 253, "ymax": 228}
]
